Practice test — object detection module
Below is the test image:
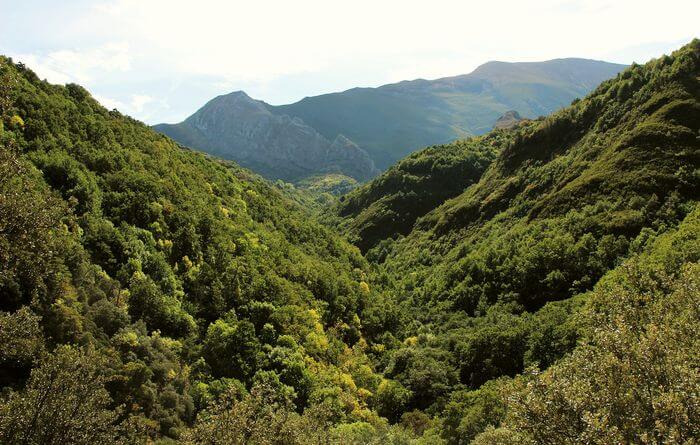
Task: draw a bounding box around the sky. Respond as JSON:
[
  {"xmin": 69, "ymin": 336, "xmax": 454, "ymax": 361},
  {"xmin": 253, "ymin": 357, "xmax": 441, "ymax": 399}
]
[{"xmin": 1, "ymin": 0, "xmax": 697, "ymax": 124}]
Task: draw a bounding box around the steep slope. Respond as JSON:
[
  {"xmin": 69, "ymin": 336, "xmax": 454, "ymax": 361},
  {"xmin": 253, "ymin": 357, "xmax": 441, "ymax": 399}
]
[
  {"xmin": 389, "ymin": 41, "xmax": 698, "ymax": 313},
  {"xmin": 334, "ymin": 129, "xmax": 523, "ymax": 251},
  {"xmin": 0, "ymin": 57, "xmax": 385, "ymax": 441},
  {"xmin": 271, "ymin": 58, "xmax": 626, "ymax": 168},
  {"xmin": 349, "ymin": 40, "xmax": 699, "ymax": 430},
  {"xmin": 155, "ymin": 91, "xmax": 379, "ymax": 182},
  {"xmin": 478, "ymin": 199, "xmax": 700, "ymax": 444}
]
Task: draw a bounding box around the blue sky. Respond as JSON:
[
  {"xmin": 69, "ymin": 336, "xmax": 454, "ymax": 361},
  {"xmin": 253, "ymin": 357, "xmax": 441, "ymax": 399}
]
[{"xmin": 1, "ymin": 0, "xmax": 697, "ymax": 124}]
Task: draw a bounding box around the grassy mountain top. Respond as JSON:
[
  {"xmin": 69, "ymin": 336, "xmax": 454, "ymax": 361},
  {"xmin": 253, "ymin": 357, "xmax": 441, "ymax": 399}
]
[{"xmin": 270, "ymin": 58, "xmax": 626, "ymax": 169}]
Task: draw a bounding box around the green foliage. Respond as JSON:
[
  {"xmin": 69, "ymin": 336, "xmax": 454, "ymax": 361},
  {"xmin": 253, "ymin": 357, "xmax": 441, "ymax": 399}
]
[
  {"xmin": 497, "ymin": 207, "xmax": 700, "ymax": 443},
  {"xmin": 441, "ymin": 379, "xmax": 509, "ymax": 444},
  {"xmin": 0, "ymin": 346, "xmax": 126, "ymax": 445},
  {"xmin": 374, "ymin": 379, "xmax": 412, "ymax": 422},
  {"xmin": 344, "ymin": 39, "xmax": 700, "ymax": 440},
  {"xmin": 296, "ymin": 173, "xmax": 359, "ymax": 196},
  {"xmin": 128, "ymin": 273, "xmax": 196, "ymax": 338},
  {"xmin": 0, "ymin": 307, "xmax": 45, "ymax": 386},
  {"xmin": 181, "ymin": 379, "xmax": 329, "ymax": 444},
  {"xmin": 202, "ymin": 316, "xmax": 260, "ymax": 380},
  {"xmin": 0, "ymin": 146, "xmax": 71, "ymax": 311},
  {"xmin": 0, "ymin": 40, "xmax": 698, "ymax": 443},
  {"xmin": 0, "ymin": 55, "xmax": 383, "ymax": 440},
  {"xmin": 384, "ymin": 343, "xmax": 459, "ymax": 411},
  {"xmin": 335, "ymin": 134, "xmax": 505, "ymax": 251}
]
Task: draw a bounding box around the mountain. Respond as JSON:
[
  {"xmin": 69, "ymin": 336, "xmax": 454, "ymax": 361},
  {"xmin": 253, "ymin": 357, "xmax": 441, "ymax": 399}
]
[
  {"xmin": 156, "ymin": 58, "xmax": 625, "ymax": 180},
  {"xmin": 336, "ymin": 49, "xmax": 697, "ymax": 252},
  {"xmin": 334, "ymin": 133, "xmax": 505, "ymax": 251},
  {"xmin": 270, "ymin": 58, "xmax": 627, "ymax": 169},
  {"xmin": 154, "ymin": 91, "xmax": 379, "ymax": 182}
]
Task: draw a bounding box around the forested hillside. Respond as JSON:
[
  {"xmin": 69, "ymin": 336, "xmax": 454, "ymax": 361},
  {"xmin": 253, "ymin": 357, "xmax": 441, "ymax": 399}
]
[
  {"xmin": 0, "ymin": 56, "xmax": 395, "ymax": 443},
  {"xmin": 0, "ymin": 40, "xmax": 698, "ymax": 445},
  {"xmin": 340, "ymin": 39, "xmax": 700, "ymax": 442},
  {"xmin": 334, "ymin": 127, "xmax": 525, "ymax": 252}
]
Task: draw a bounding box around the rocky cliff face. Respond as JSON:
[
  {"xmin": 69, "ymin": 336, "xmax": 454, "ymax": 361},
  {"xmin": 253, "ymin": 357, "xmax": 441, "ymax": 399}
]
[
  {"xmin": 154, "ymin": 91, "xmax": 379, "ymax": 182},
  {"xmin": 493, "ymin": 110, "xmax": 524, "ymax": 129}
]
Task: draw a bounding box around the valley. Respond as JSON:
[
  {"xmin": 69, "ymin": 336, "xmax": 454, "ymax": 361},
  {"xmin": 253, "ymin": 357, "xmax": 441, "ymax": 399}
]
[{"xmin": 0, "ymin": 37, "xmax": 698, "ymax": 445}]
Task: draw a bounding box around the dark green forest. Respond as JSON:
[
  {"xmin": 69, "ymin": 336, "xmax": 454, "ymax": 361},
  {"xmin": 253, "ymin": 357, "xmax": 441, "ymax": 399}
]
[{"xmin": 0, "ymin": 40, "xmax": 699, "ymax": 444}]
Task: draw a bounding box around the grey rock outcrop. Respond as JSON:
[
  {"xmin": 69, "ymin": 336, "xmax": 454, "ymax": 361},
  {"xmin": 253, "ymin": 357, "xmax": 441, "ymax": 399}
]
[{"xmin": 493, "ymin": 110, "xmax": 523, "ymax": 130}]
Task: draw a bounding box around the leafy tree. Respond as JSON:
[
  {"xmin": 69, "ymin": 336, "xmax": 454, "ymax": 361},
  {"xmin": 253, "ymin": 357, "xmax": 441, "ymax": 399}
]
[
  {"xmin": 374, "ymin": 379, "xmax": 412, "ymax": 422},
  {"xmin": 0, "ymin": 307, "xmax": 45, "ymax": 386},
  {"xmin": 503, "ymin": 265, "xmax": 700, "ymax": 444},
  {"xmin": 0, "ymin": 346, "xmax": 124, "ymax": 445},
  {"xmin": 202, "ymin": 316, "xmax": 261, "ymax": 380},
  {"xmin": 441, "ymin": 378, "xmax": 509, "ymax": 444},
  {"xmin": 182, "ymin": 378, "xmax": 330, "ymax": 445},
  {"xmin": 497, "ymin": 206, "xmax": 700, "ymax": 443}
]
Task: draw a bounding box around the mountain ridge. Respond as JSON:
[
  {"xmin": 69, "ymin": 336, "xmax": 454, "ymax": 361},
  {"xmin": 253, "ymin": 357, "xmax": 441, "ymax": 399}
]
[
  {"xmin": 269, "ymin": 57, "xmax": 627, "ymax": 169},
  {"xmin": 332, "ymin": 42, "xmax": 700, "ymax": 443},
  {"xmin": 156, "ymin": 57, "xmax": 626, "ymax": 181}
]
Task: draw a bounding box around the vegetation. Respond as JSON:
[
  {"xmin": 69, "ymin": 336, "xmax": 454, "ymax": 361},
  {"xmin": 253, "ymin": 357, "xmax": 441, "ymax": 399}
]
[
  {"xmin": 0, "ymin": 56, "xmax": 388, "ymax": 442},
  {"xmin": 0, "ymin": 40, "xmax": 698, "ymax": 444},
  {"xmin": 344, "ymin": 39, "xmax": 700, "ymax": 442},
  {"xmin": 481, "ymin": 206, "xmax": 700, "ymax": 443},
  {"xmin": 296, "ymin": 173, "xmax": 359, "ymax": 197},
  {"xmin": 335, "ymin": 130, "xmax": 518, "ymax": 251}
]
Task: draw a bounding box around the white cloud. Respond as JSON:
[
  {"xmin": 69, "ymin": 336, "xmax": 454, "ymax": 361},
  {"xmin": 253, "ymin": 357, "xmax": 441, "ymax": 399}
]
[
  {"xmin": 130, "ymin": 94, "xmax": 153, "ymax": 113},
  {"xmin": 93, "ymin": 94, "xmax": 126, "ymax": 110},
  {"xmin": 11, "ymin": 43, "xmax": 131, "ymax": 84},
  {"xmin": 93, "ymin": 93, "xmax": 160, "ymax": 120},
  {"xmin": 4, "ymin": 0, "xmax": 698, "ymax": 123},
  {"xmin": 85, "ymin": 0, "xmax": 698, "ymax": 82}
]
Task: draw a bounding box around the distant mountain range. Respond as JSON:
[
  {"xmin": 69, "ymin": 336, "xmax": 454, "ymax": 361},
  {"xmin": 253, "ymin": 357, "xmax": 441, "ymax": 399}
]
[{"xmin": 155, "ymin": 57, "xmax": 626, "ymax": 182}]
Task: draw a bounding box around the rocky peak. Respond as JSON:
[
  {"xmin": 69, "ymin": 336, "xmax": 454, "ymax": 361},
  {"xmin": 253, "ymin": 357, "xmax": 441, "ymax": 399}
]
[
  {"xmin": 493, "ymin": 110, "xmax": 523, "ymax": 130},
  {"xmin": 157, "ymin": 90, "xmax": 379, "ymax": 183}
]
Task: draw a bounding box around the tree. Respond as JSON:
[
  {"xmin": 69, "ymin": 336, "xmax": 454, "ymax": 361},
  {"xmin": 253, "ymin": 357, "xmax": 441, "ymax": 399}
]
[
  {"xmin": 502, "ymin": 264, "xmax": 700, "ymax": 444},
  {"xmin": 374, "ymin": 379, "xmax": 412, "ymax": 423},
  {"xmin": 202, "ymin": 316, "xmax": 261, "ymax": 380},
  {"xmin": 441, "ymin": 379, "xmax": 509, "ymax": 444},
  {"xmin": 0, "ymin": 307, "xmax": 45, "ymax": 387},
  {"xmin": 182, "ymin": 377, "xmax": 330, "ymax": 445},
  {"xmin": 0, "ymin": 346, "xmax": 124, "ymax": 445},
  {"xmin": 0, "ymin": 146, "xmax": 69, "ymax": 310}
]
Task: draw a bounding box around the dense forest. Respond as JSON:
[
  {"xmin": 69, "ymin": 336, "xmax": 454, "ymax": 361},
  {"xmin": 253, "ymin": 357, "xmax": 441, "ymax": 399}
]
[{"xmin": 0, "ymin": 40, "xmax": 698, "ymax": 444}]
